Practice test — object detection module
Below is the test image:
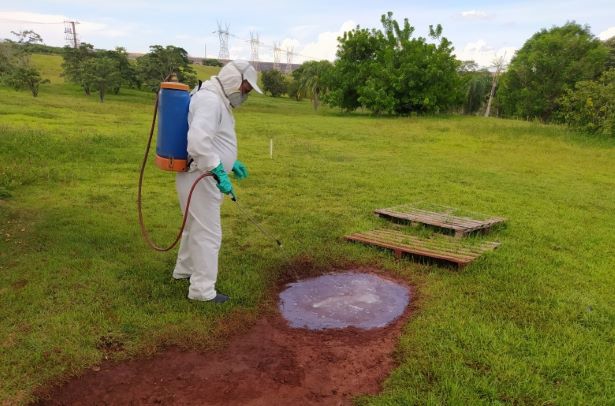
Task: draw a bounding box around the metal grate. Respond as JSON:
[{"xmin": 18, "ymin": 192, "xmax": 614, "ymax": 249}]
[{"xmin": 345, "ymin": 229, "xmax": 500, "ymax": 268}]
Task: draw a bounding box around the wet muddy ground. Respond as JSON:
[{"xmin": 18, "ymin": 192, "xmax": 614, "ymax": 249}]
[{"xmin": 37, "ymin": 268, "xmax": 413, "ymax": 405}]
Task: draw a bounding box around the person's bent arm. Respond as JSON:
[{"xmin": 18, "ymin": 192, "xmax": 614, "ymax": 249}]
[{"xmin": 187, "ymin": 92, "xmax": 222, "ymax": 171}]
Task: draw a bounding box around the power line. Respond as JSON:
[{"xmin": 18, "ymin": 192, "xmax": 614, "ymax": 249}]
[
  {"xmin": 227, "ymin": 31, "xmax": 318, "ymax": 62},
  {"xmin": 0, "ymin": 17, "xmax": 65, "ymax": 25}
]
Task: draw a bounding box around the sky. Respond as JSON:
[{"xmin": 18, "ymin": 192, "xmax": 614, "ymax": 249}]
[{"xmin": 1, "ymin": 1, "xmax": 614, "ymax": 69}]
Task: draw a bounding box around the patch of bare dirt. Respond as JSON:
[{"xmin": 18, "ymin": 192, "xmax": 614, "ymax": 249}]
[{"xmin": 36, "ymin": 265, "xmax": 414, "ymax": 405}]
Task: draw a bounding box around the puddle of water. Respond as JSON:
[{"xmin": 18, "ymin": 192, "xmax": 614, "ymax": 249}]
[{"xmin": 279, "ymin": 272, "xmax": 410, "ymax": 330}]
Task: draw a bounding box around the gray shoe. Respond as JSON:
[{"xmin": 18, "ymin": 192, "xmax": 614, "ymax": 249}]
[{"xmin": 209, "ymin": 293, "xmax": 230, "ymax": 304}]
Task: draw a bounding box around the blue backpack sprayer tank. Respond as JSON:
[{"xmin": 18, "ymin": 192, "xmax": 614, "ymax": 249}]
[
  {"xmin": 137, "ymin": 80, "xmax": 214, "ymax": 252},
  {"xmin": 137, "ymin": 79, "xmax": 282, "ymax": 251}
]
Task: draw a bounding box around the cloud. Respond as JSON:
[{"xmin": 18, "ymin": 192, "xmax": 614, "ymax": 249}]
[
  {"xmin": 0, "ymin": 10, "xmax": 139, "ymax": 48},
  {"xmin": 599, "ymin": 26, "xmax": 615, "ymax": 40},
  {"xmin": 296, "ymin": 20, "xmax": 356, "ymax": 63},
  {"xmin": 455, "ymin": 39, "xmax": 516, "ymax": 69},
  {"xmin": 0, "ymin": 11, "xmax": 68, "ymax": 45},
  {"xmin": 460, "ymin": 10, "xmax": 491, "ymax": 20}
]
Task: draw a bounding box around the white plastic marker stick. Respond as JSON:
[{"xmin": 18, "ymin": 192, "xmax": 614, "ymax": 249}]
[{"xmin": 270, "ymin": 138, "xmax": 273, "ymax": 159}]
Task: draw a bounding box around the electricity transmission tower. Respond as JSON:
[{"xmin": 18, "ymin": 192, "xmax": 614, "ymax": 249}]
[
  {"xmin": 250, "ymin": 32, "xmax": 260, "ymax": 71},
  {"xmin": 273, "ymin": 42, "xmax": 282, "ymax": 71},
  {"xmin": 214, "ymin": 22, "xmax": 230, "ymax": 60},
  {"xmin": 64, "ymin": 20, "xmax": 79, "ymax": 48},
  {"xmin": 285, "ymin": 46, "xmax": 294, "ymax": 73}
]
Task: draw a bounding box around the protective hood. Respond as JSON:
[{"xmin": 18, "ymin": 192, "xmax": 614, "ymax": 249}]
[{"xmin": 194, "ymin": 60, "xmax": 262, "ymax": 109}]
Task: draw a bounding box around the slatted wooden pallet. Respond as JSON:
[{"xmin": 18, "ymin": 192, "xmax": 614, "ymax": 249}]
[
  {"xmin": 374, "ymin": 207, "xmax": 506, "ymax": 238},
  {"xmin": 345, "ymin": 229, "xmax": 500, "ymax": 268}
]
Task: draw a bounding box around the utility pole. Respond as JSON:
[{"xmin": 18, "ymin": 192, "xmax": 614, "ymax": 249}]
[
  {"xmin": 64, "ymin": 20, "xmax": 79, "ymax": 48},
  {"xmin": 285, "ymin": 46, "xmax": 294, "ymax": 74},
  {"xmin": 485, "ymin": 53, "xmax": 507, "ymax": 118},
  {"xmin": 213, "ymin": 22, "xmax": 230, "ymax": 61},
  {"xmin": 250, "ymin": 32, "xmax": 260, "ymax": 71}
]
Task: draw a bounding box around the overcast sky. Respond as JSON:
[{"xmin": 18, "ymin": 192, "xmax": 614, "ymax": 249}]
[{"xmin": 1, "ymin": 1, "xmax": 614, "ymax": 68}]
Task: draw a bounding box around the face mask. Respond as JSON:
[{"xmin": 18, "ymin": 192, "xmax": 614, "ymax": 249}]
[{"xmin": 228, "ymin": 91, "xmax": 249, "ymax": 108}]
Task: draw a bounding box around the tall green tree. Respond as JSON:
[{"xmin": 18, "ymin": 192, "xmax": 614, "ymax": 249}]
[
  {"xmin": 325, "ymin": 25, "xmax": 382, "ymax": 112},
  {"xmin": 326, "ymin": 12, "xmax": 461, "ymax": 115},
  {"xmin": 82, "ymin": 57, "xmax": 122, "ymax": 102},
  {"xmin": 101, "ymin": 47, "xmax": 139, "ymax": 92},
  {"xmin": 3, "ymin": 64, "xmax": 49, "ymax": 97},
  {"xmin": 557, "ymin": 68, "xmax": 615, "ymax": 136},
  {"xmin": 460, "ymin": 65, "xmax": 492, "ymax": 115},
  {"xmin": 498, "ymin": 22, "xmax": 608, "ymax": 121},
  {"xmin": 62, "ymin": 43, "xmax": 96, "ymax": 95},
  {"xmin": 1, "ymin": 30, "xmax": 48, "ymax": 97},
  {"xmin": 261, "ymin": 69, "xmax": 287, "ymax": 97},
  {"xmin": 604, "ymin": 36, "xmax": 615, "ymax": 70},
  {"xmin": 136, "ymin": 45, "xmax": 196, "ymax": 90},
  {"xmin": 0, "ymin": 41, "xmax": 15, "ymax": 75},
  {"xmin": 293, "ymin": 60, "xmax": 333, "ymax": 110}
]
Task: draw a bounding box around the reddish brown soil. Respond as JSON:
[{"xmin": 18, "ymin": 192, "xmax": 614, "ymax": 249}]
[{"xmin": 37, "ymin": 268, "xmax": 412, "ymax": 405}]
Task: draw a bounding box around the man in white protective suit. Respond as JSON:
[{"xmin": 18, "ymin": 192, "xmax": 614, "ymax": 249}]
[{"xmin": 173, "ymin": 60, "xmax": 262, "ymax": 303}]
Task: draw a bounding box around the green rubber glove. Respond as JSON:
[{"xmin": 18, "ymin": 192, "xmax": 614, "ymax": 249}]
[
  {"xmin": 210, "ymin": 162, "xmax": 234, "ymax": 196},
  {"xmin": 232, "ymin": 160, "xmax": 249, "ymax": 180}
]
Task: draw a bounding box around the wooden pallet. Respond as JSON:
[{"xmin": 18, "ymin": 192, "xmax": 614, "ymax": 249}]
[
  {"xmin": 375, "ymin": 207, "xmax": 506, "ymax": 238},
  {"xmin": 345, "ymin": 229, "xmax": 500, "ymax": 268}
]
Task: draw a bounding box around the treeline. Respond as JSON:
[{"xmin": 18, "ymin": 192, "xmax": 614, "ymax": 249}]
[
  {"xmin": 2, "ymin": 12, "xmax": 614, "ymax": 136},
  {"xmin": 260, "ymin": 13, "xmax": 615, "ymax": 137},
  {"xmin": 0, "ymin": 30, "xmax": 199, "ymax": 102},
  {"xmin": 61, "ymin": 44, "xmax": 197, "ymax": 101}
]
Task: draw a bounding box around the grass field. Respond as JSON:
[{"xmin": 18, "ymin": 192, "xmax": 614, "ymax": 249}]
[{"xmin": 1, "ymin": 55, "xmax": 615, "ymax": 404}]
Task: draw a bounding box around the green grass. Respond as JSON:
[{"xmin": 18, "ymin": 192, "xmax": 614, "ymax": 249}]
[{"xmin": 1, "ymin": 55, "xmax": 615, "ymax": 404}]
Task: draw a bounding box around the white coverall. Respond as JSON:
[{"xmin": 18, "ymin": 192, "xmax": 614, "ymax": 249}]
[{"xmin": 172, "ymin": 67, "xmax": 241, "ymax": 301}]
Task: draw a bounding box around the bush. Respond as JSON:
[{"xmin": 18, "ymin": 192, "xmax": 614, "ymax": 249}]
[
  {"xmin": 325, "ymin": 12, "xmax": 462, "ymax": 115},
  {"xmin": 557, "ymin": 68, "xmax": 615, "ymax": 136},
  {"xmin": 202, "ymin": 58, "xmax": 223, "ymax": 67},
  {"xmin": 261, "ymin": 69, "xmax": 287, "ymax": 97},
  {"xmin": 498, "ymin": 22, "xmax": 608, "ymax": 121}
]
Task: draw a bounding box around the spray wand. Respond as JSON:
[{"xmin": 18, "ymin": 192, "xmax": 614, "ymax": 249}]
[{"xmin": 230, "ymin": 193, "xmax": 283, "ymax": 248}]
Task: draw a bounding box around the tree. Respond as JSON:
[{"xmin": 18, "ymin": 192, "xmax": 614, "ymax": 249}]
[
  {"xmin": 101, "ymin": 47, "xmax": 139, "ymax": 92},
  {"xmin": 0, "ymin": 41, "xmax": 15, "ymax": 75},
  {"xmin": 1, "ymin": 30, "xmax": 48, "ymax": 97},
  {"xmin": 293, "ymin": 60, "xmax": 333, "ymax": 110},
  {"xmin": 325, "ymin": 25, "xmax": 382, "ymax": 112},
  {"xmin": 557, "ymin": 68, "xmax": 615, "ymax": 136},
  {"xmin": 82, "ymin": 57, "xmax": 122, "ymax": 102},
  {"xmin": 457, "ymin": 61, "xmax": 490, "ymax": 115},
  {"xmin": 136, "ymin": 45, "xmax": 196, "ymax": 91},
  {"xmin": 326, "ymin": 12, "xmax": 462, "ymax": 115},
  {"xmin": 261, "ymin": 69, "xmax": 287, "ymax": 97},
  {"xmin": 497, "ymin": 22, "xmax": 608, "ymax": 121},
  {"xmin": 287, "ymin": 75, "xmax": 303, "ymax": 101},
  {"xmin": 9, "ymin": 30, "xmax": 43, "ymax": 48},
  {"xmin": 62, "ymin": 43, "xmax": 96, "ymax": 95},
  {"xmin": 3, "ymin": 64, "xmax": 49, "ymax": 97},
  {"xmin": 604, "ymin": 36, "xmax": 615, "ymax": 70},
  {"xmin": 484, "ymin": 55, "xmax": 507, "ymax": 117}
]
